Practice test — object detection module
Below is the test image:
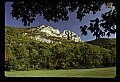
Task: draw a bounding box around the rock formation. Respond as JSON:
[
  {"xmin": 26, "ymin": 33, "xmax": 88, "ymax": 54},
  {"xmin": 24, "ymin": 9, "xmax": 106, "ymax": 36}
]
[{"xmin": 23, "ymin": 25, "xmax": 82, "ymax": 43}]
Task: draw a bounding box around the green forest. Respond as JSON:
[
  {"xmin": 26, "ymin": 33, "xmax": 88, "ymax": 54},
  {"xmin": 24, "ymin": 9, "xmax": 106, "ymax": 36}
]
[{"xmin": 5, "ymin": 26, "xmax": 116, "ymax": 71}]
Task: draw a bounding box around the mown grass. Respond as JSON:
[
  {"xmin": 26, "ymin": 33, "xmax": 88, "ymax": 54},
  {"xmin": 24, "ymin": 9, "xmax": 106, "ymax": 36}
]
[{"xmin": 5, "ymin": 67, "xmax": 116, "ymax": 78}]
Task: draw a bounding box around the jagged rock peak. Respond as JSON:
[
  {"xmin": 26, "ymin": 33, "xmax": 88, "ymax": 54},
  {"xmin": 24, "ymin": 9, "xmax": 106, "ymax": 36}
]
[
  {"xmin": 26, "ymin": 25, "xmax": 83, "ymax": 43},
  {"xmin": 61, "ymin": 30, "xmax": 81, "ymax": 42},
  {"xmin": 36, "ymin": 25, "xmax": 60, "ymax": 34}
]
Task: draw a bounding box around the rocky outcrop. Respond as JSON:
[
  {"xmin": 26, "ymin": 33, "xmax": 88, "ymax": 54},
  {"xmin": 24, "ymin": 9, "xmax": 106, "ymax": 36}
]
[
  {"xmin": 36, "ymin": 25, "xmax": 61, "ymax": 37},
  {"xmin": 61, "ymin": 30, "xmax": 81, "ymax": 42},
  {"xmin": 24, "ymin": 25, "xmax": 82, "ymax": 43}
]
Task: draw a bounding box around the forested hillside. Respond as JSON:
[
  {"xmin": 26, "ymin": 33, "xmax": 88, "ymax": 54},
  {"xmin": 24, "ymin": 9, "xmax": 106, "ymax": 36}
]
[
  {"xmin": 5, "ymin": 26, "xmax": 116, "ymax": 71},
  {"xmin": 86, "ymin": 38, "xmax": 116, "ymax": 50}
]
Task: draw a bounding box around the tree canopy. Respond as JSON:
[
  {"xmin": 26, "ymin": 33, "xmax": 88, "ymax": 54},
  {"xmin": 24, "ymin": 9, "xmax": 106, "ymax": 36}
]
[{"xmin": 8, "ymin": 1, "xmax": 117, "ymax": 39}]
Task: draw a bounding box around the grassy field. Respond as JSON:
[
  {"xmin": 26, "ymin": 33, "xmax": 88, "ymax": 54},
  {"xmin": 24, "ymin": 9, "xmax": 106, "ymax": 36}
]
[{"xmin": 5, "ymin": 67, "xmax": 116, "ymax": 78}]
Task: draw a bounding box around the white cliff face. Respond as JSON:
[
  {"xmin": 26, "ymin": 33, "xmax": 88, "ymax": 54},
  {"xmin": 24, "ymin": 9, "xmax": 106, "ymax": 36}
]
[
  {"xmin": 61, "ymin": 30, "xmax": 81, "ymax": 42},
  {"xmin": 36, "ymin": 25, "xmax": 61, "ymax": 37},
  {"xmin": 24, "ymin": 25, "xmax": 83, "ymax": 43}
]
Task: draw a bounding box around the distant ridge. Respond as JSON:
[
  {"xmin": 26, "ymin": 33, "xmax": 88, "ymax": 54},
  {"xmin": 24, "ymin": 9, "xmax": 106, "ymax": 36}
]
[{"xmin": 86, "ymin": 38, "xmax": 116, "ymax": 50}]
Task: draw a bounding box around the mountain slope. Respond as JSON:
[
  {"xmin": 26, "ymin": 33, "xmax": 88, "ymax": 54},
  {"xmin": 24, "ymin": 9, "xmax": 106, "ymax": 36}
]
[{"xmin": 5, "ymin": 26, "xmax": 116, "ymax": 71}]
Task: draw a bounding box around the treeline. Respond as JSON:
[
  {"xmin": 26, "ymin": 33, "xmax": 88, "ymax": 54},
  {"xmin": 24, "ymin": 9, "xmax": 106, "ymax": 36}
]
[{"xmin": 5, "ymin": 26, "xmax": 116, "ymax": 71}]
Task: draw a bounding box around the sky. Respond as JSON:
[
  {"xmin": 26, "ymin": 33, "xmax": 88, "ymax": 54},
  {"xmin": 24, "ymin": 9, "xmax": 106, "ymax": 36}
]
[{"xmin": 5, "ymin": 2, "xmax": 116, "ymax": 42}]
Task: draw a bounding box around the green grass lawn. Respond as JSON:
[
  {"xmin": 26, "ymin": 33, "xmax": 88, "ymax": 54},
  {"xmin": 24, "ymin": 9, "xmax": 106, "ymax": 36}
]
[{"xmin": 5, "ymin": 67, "xmax": 116, "ymax": 78}]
